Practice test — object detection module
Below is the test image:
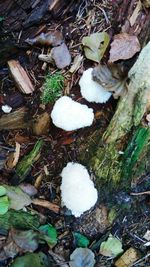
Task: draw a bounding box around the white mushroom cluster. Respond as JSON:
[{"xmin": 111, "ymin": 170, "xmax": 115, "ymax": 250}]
[
  {"xmin": 79, "ymin": 68, "xmax": 112, "ymax": 103},
  {"xmin": 51, "ymin": 96, "xmax": 94, "ymax": 131},
  {"xmin": 60, "ymin": 162, "xmax": 98, "ymax": 217}
]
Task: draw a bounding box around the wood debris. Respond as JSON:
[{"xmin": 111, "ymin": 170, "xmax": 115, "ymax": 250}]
[{"xmin": 8, "ymin": 60, "xmax": 34, "ymax": 94}]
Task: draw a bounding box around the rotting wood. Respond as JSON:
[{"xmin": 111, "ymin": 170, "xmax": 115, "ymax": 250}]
[
  {"xmin": 0, "ymin": 107, "xmax": 29, "ymax": 130},
  {"xmin": 8, "ymin": 60, "xmax": 34, "ymax": 94},
  {"xmin": 79, "ymin": 41, "xmax": 150, "ymax": 196}
]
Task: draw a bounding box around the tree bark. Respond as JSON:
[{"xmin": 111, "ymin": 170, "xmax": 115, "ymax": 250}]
[{"xmin": 80, "ymin": 42, "xmax": 150, "ymax": 198}]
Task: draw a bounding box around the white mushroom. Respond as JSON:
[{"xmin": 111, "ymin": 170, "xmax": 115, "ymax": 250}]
[
  {"xmin": 79, "ymin": 68, "xmax": 112, "ymax": 103},
  {"xmin": 51, "ymin": 96, "xmax": 94, "ymax": 131},
  {"xmin": 60, "ymin": 162, "xmax": 98, "ymax": 217}
]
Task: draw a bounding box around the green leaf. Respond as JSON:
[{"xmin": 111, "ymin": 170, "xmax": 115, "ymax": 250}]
[
  {"xmin": 0, "ymin": 195, "xmax": 9, "ymax": 215},
  {"xmin": 10, "ymin": 252, "xmax": 50, "ymax": 267},
  {"xmin": 82, "ymin": 32, "xmax": 110, "ymax": 62},
  {"xmin": 0, "ymin": 186, "xmax": 6, "ymax": 196},
  {"xmin": 0, "ymin": 16, "xmax": 4, "ymax": 22},
  {"xmin": 70, "ymin": 248, "xmax": 95, "ymax": 267},
  {"xmin": 4, "ymin": 185, "xmax": 31, "ymax": 210},
  {"xmin": 100, "ymin": 234, "xmax": 123, "ymax": 258},
  {"xmin": 73, "ymin": 232, "xmax": 90, "ymax": 248},
  {"xmin": 39, "ymin": 224, "xmax": 57, "ymax": 246}
]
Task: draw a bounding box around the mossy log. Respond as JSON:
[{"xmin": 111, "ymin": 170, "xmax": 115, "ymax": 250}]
[{"xmin": 82, "ymin": 42, "xmax": 150, "ymax": 195}]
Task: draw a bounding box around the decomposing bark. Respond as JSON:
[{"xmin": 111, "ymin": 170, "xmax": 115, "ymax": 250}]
[
  {"xmin": 13, "ymin": 140, "xmax": 44, "ymax": 185},
  {"xmin": 80, "ymin": 42, "xmax": 150, "ymax": 196},
  {"xmin": 8, "ymin": 60, "xmax": 34, "ymax": 94},
  {"xmin": 0, "ymin": 107, "xmax": 29, "ymax": 130}
]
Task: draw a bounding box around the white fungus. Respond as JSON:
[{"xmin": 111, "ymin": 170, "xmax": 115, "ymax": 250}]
[
  {"xmin": 51, "ymin": 96, "xmax": 94, "ymax": 131},
  {"xmin": 60, "ymin": 162, "xmax": 98, "ymax": 217},
  {"xmin": 79, "ymin": 68, "xmax": 112, "ymax": 103},
  {"xmin": 1, "ymin": 105, "xmax": 12, "ymax": 113}
]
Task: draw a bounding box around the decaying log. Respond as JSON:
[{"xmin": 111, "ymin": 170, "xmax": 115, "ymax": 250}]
[
  {"xmin": 80, "ymin": 42, "xmax": 150, "ymax": 196},
  {"xmin": 0, "ymin": 107, "xmax": 30, "ymax": 130},
  {"xmin": 8, "ymin": 60, "xmax": 34, "ymax": 94}
]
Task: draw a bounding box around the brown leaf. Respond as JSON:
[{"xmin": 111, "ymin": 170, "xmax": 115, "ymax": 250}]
[
  {"xmin": 109, "ymin": 33, "xmax": 141, "ymax": 62},
  {"xmin": 51, "ymin": 43, "xmax": 71, "ymax": 69},
  {"xmin": 129, "ymin": 0, "xmax": 142, "ymax": 27},
  {"xmin": 32, "ymin": 112, "xmax": 50, "ymax": 136},
  {"xmin": 5, "ymin": 142, "xmax": 20, "ymax": 170},
  {"xmin": 26, "ymin": 31, "xmax": 63, "ymax": 47}
]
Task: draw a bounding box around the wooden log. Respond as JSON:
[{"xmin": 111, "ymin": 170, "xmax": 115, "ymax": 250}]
[
  {"xmin": 8, "ymin": 60, "xmax": 34, "ymax": 94},
  {"xmin": 81, "ymin": 42, "xmax": 150, "ymax": 195},
  {"xmin": 0, "ymin": 107, "xmax": 29, "ymax": 130}
]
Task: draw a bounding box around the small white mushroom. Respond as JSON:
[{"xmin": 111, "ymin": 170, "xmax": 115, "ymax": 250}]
[
  {"xmin": 79, "ymin": 68, "xmax": 112, "ymax": 103},
  {"xmin": 51, "ymin": 96, "xmax": 94, "ymax": 131},
  {"xmin": 1, "ymin": 105, "xmax": 12, "ymax": 113},
  {"xmin": 60, "ymin": 162, "xmax": 98, "ymax": 217}
]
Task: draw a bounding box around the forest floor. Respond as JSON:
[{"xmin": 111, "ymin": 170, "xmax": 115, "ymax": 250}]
[{"xmin": 0, "ymin": 0, "xmax": 150, "ymax": 266}]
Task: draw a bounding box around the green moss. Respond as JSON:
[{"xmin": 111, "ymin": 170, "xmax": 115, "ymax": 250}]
[{"xmin": 41, "ymin": 72, "xmax": 64, "ymax": 104}]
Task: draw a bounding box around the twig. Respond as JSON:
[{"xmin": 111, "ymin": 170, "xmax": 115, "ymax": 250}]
[
  {"xmin": 32, "ymin": 198, "xmax": 60, "ymax": 213},
  {"xmin": 131, "ymin": 191, "xmax": 150, "ymax": 196}
]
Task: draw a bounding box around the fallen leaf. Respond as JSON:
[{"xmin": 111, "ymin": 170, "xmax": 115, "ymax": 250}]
[
  {"xmin": 115, "ymin": 247, "xmax": 139, "ymax": 267},
  {"xmin": 82, "ymin": 32, "xmax": 110, "ymax": 62},
  {"xmin": 92, "ymin": 64, "xmax": 126, "ymax": 99},
  {"xmin": 32, "ymin": 112, "xmax": 50, "ymax": 136},
  {"xmin": 0, "ymin": 185, "xmax": 7, "ymax": 196},
  {"xmin": 19, "ymin": 183, "xmax": 37, "ymax": 196},
  {"xmin": 39, "ymin": 224, "xmax": 57, "ymax": 247},
  {"xmin": 26, "ymin": 31, "xmax": 63, "ymax": 47},
  {"xmin": 11, "ymin": 229, "xmax": 39, "ymax": 252},
  {"xmin": 73, "ymin": 232, "xmax": 90, "ymax": 248},
  {"xmin": 109, "ymin": 33, "xmax": 140, "ymax": 62},
  {"xmin": 100, "ymin": 234, "xmax": 123, "ymax": 258},
  {"xmin": 69, "ymin": 55, "xmax": 83, "ymax": 73},
  {"xmin": 0, "ymin": 195, "xmax": 9, "ymax": 215},
  {"xmin": 10, "ymin": 252, "xmax": 50, "ymax": 267},
  {"xmin": 129, "ymin": 0, "xmax": 142, "ymax": 27},
  {"xmin": 3, "ymin": 229, "xmax": 39, "ymax": 258},
  {"xmin": 6, "ymin": 142, "xmax": 21, "ymax": 169},
  {"xmin": 70, "ymin": 248, "xmax": 95, "ymax": 267},
  {"xmin": 4, "ymin": 185, "xmax": 31, "ymax": 210},
  {"xmin": 51, "ymin": 43, "xmax": 71, "ymax": 69}
]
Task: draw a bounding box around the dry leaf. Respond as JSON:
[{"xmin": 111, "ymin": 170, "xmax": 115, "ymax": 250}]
[
  {"xmin": 109, "ymin": 33, "xmax": 140, "ymax": 62},
  {"xmin": 129, "ymin": 0, "xmax": 142, "ymax": 27},
  {"xmin": 26, "ymin": 31, "xmax": 63, "ymax": 47},
  {"xmin": 32, "ymin": 112, "xmax": 50, "ymax": 136},
  {"xmin": 5, "ymin": 142, "xmax": 21, "ymax": 170},
  {"xmin": 51, "ymin": 43, "xmax": 71, "ymax": 69},
  {"xmin": 115, "ymin": 247, "xmax": 139, "ymax": 267},
  {"xmin": 82, "ymin": 32, "xmax": 109, "ymax": 62}
]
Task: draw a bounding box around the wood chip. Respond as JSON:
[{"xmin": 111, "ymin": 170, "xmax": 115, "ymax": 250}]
[
  {"xmin": 8, "ymin": 60, "xmax": 34, "ymax": 94},
  {"xmin": 115, "ymin": 247, "xmax": 139, "ymax": 267},
  {"xmin": 32, "ymin": 198, "xmax": 60, "ymax": 213}
]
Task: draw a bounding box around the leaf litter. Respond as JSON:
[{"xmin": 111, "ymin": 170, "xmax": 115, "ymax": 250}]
[{"xmin": 0, "ymin": 1, "xmax": 150, "ymax": 267}]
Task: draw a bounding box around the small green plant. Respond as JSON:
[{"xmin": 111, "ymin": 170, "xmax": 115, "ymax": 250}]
[{"xmin": 41, "ymin": 72, "xmax": 64, "ymax": 104}]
